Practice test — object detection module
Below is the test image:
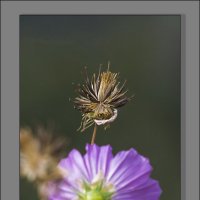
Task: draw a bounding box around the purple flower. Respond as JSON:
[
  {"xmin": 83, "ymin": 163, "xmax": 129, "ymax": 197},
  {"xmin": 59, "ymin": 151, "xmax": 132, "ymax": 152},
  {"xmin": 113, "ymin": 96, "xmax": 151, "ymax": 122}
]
[{"xmin": 48, "ymin": 144, "xmax": 162, "ymax": 200}]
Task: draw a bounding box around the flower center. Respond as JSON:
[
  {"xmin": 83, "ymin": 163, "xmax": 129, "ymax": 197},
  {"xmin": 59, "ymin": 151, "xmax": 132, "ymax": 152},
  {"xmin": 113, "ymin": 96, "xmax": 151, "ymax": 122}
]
[
  {"xmin": 79, "ymin": 185, "xmax": 113, "ymax": 200},
  {"xmin": 78, "ymin": 175, "xmax": 114, "ymax": 200},
  {"xmin": 84, "ymin": 190, "xmax": 104, "ymax": 200}
]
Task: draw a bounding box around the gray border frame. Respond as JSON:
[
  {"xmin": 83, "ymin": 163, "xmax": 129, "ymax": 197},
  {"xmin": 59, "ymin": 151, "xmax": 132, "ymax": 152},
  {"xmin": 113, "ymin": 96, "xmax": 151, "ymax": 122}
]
[{"xmin": 1, "ymin": 1, "xmax": 199, "ymax": 200}]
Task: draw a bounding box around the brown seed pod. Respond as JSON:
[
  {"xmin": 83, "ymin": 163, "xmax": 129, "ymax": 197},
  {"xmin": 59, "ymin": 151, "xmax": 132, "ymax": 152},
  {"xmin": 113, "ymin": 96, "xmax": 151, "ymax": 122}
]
[{"xmin": 74, "ymin": 65, "xmax": 133, "ymax": 132}]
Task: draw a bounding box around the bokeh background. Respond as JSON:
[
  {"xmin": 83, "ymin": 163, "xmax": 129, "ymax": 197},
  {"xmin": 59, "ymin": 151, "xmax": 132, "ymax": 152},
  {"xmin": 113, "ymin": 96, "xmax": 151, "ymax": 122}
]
[{"xmin": 20, "ymin": 15, "xmax": 181, "ymax": 200}]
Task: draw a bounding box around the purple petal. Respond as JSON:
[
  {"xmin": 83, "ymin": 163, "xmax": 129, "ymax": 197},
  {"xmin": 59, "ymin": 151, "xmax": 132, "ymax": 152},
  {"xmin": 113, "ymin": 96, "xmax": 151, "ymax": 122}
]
[
  {"xmin": 84, "ymin": 144, "xmax": 113, "ymax": 181},
  {"xmin": 107, "ymin": 149, "xmax": 152, "ymax": 188},
  {"xmin": 60, "ymin": 149, "xmax": 89, "ymax": 181},
  {"xmin": 113, "ymin": 179, "xmax": 162, "ymax": 200},
  {"xmin": 48, "ymin": 180, "xmax": 77, "ymax": 200}
]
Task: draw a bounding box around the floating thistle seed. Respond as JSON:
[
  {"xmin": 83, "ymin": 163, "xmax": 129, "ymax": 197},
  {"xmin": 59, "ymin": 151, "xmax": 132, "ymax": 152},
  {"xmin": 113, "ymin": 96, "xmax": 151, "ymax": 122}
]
[
  {"xmin": 74, "ymin": 65, "xmax": 132, "ymax": 132},
  {"xmin": 20, "ymin": 125, "xmax": 68, "ymax": 200}
]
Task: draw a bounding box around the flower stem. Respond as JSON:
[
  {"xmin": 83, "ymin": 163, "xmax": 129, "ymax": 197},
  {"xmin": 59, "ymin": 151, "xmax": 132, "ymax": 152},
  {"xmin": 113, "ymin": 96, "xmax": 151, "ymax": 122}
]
[{"xmin": 91, "ymin": 124, "xmax": 98, "ymax": 145}]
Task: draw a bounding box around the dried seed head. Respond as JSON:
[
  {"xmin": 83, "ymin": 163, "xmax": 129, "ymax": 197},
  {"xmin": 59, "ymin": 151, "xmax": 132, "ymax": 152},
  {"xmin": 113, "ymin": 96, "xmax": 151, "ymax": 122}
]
[
  {"xmin": 20, "ymin": 125, "xmax": 68, "ymax": 199},
  {"xmin": 74, "ymin": 65, "xmax": 132, "ymax": 132}
]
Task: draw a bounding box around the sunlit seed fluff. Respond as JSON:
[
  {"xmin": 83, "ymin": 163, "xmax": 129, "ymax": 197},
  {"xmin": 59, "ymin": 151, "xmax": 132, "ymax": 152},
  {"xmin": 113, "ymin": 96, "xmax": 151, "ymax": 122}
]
[
  {"xmin": 74, "ymin": 65, "xmax": 132, "ymax": 132},
  {"xmin": 20, "ymin": 126, "xmax": 68, "ymax": 200}
]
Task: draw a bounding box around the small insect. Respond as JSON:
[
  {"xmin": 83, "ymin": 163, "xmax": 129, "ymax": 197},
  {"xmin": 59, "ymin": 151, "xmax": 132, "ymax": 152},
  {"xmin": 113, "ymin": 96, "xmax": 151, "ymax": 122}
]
[{"xmin": 74, "ymin": 63, "xmax": 133, "ymax": 132}]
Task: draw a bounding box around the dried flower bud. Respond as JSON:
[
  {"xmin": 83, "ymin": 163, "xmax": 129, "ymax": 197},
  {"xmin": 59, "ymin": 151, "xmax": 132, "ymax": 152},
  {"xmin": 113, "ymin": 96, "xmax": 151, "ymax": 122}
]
[{"xmin": 74, "ymin": 65, "xmax": 132, "ymax": 132}]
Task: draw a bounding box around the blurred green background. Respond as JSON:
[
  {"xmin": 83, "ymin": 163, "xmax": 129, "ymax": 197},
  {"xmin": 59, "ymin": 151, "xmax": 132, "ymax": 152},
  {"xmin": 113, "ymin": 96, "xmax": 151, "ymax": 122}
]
[{"xmin": 20, "ymin": 16, "xmax": 180, "ymax": 200}]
